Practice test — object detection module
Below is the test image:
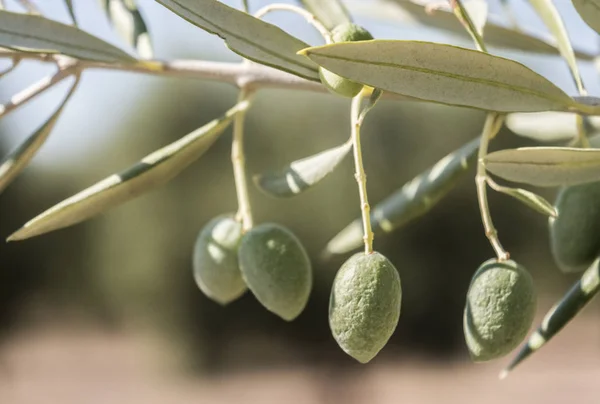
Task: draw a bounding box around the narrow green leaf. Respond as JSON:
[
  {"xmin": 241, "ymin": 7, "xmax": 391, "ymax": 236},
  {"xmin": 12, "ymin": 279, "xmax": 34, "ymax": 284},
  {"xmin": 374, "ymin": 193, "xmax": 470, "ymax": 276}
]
[
  {"xmin": 485, "ymin": 147, "xmax": 600, "ymax": 187},
  {"xmin": 0, "ymin": 10, "xmax": 135, "ymax": 63},
  {"xmin": 299, "ymin": 40, "xmax": 575, "ymax": 113},
  {"xmin": 501, "ymin": 258, "xmax": 600, "ymax": 378},
  {"xmin": 99, "ymin": 0, "xmax": 153, "ymax": 59},
  {"xmin": 323, "ymin": 137, "xmax": 479, "ymax": 256},
  {"xmin": 0, "ymin": 76, "xmax": 79, "ymax": 195},
  {"xmin": 506, "ymin": 112, "xmax": 600, "ymax": 142},
  {"xmin": 572, "ymin": 0, "xmax": 600, "ymax": 35},
  {"xmin": 383, "ymin": 0, "xmax": 595, "ymax": 60},
  {"xmin": 298, "ymin": 0, "xmax": 352, "ymax": 31},
  {"xmin": 489, "ymin": 183, "xmax": 557, "ymax": 217},
  {"xmin": 7, "ymin": 101, "xmax": 249, "ymax": 241},
  {"xmin": 154, "ymin": 0, "xmax": 320, "ymax": 81},
  {"xmin": 254, "ymin": 141, "xmax": 352, "ymax": 198},
  {"xmin": 528, "ymin": 0, "xmax": 585, "ymax": 94},
  {"xmin": 64, "ymin": 0, "xmax": 78, "ymax": 25}
]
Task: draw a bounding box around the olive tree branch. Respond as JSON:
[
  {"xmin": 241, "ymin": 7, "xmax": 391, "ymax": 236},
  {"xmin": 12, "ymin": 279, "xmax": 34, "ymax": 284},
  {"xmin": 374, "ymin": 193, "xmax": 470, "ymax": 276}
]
[
  {"xmin": 0, "ymin": 49, "xmax": 423, "ymax": 101},
  {"xmin": 0, "ymin": 59, "xmax": 77, "ymax": 119}
]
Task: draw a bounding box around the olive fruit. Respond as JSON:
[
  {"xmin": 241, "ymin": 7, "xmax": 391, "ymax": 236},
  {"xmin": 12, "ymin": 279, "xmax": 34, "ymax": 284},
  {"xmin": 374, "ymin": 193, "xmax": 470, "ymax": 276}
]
[
  {"xmin": 192, "ymin": 215, "xmax": 247, "ymax": 305},
  {"xmin": 329, "ymin": 252, "xmax": 402, "ymax": 363},
  {"xmin": 463, "ymin": 259, "xmax": 536, "ymax": 362},
  {"xmin": 549, "ymin": 181, "xmax": 600, "ymax": 272},
  {"xmin": 319, "ymin": 23, "xmax": 374, "ymax": 98},
  {"xmin": 238, "ymin": 223, "xmax": 312, "ymax": 321}
]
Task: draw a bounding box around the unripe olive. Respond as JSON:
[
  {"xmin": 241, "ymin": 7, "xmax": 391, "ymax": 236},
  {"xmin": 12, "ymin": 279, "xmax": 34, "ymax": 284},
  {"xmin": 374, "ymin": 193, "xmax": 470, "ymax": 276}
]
[
  {"xmin": 193, "ymin": 215, "xmax": 247, "ymax": 305},
  {"xmin": 549, "ymin": 181, "xmax": 600, "ymax": 272},
  {"xmin": 463, "ymin": 259, "xmax": 536, "ymax": 362},
  {"xmin": 329, "ymin": 252, "xmax": 402, "ymax": 363},
  {"xmin": 319, "ymin": 23, "xmax": 373, "ymax": 98},
  {"xmin": 238, "ymin": 223, "xmax": 312, "ymax": 321}
]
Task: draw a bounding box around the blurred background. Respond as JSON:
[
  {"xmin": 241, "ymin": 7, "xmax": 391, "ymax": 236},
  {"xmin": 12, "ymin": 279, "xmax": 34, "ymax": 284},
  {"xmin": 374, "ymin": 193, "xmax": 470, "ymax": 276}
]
[{"xmin": 0, "ymin": 0, "xmax": 598, "ymax": 403}]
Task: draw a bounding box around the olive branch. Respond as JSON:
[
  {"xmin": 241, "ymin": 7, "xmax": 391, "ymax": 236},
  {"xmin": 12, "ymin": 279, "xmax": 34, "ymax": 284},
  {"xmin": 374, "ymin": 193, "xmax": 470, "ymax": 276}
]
[{"xmin": 1, "ymin": 0, "xmax": 600, "ymax": 374}]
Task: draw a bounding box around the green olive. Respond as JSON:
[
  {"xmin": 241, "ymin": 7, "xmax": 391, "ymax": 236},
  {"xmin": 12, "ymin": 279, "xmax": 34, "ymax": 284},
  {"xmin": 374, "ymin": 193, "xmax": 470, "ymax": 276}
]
[
  {"xmin": 192, "ymin": 215, "xmax": 246, "ymax": 305},
  {"xmin": 463, "ymin": 259, "xmax": 536, "ymax": 362},
  {"xmin": 238, "ymin": 223, "xmax": 312, "ymax": 321},
  {"xmin": 319, "ymin": 23, "xmax": 373, "ymax": 98},
  {"xmin": 550, "ymin": 181, "xmax": 600, "ymax": 272},
  {"xmin": 329, "ymin": 252, "xmax": 401, "ymax": 363}
]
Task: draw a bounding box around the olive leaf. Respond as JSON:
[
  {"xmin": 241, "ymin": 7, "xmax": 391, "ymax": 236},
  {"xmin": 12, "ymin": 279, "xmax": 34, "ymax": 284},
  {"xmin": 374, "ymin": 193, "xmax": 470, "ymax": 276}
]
[
  {"xmin": 501, "ymin": 258, "xmax": 600, "ymax": 378},
  {"xmin": 0, "ymin": 10, "xmax": 135, "ymax": 63},
  {"xmin": 484, "ymin": 147, "xmax": 600, "ymax": 187},
  {"xmin": 323, "ymin": 137, "xmax": 479, "ymax": 257},
  {"xmin": 572, "ymin": 0, "xmax": 600, "ymax": 35},
  {"xmin": 506, "ymin": 112, "xmax": 600, "ymax": 142},
  {"xmin": 384, "ymin": 0, "xmax": 594, "ymax": 60},
  {"xmin": 254, "ymin": 140, "xmax": 352, "ymax": 198},
  {"xmin": 527, "ymin": 0, "xmax": 585, "ymax": 94},
  {"xmin": 486, "ymin": 179, "xmax": 557, "ymax": 218},
  {"xmin": 64, "ymin": 0, "xmax": 77, "ymax": 25},
  {"xmin": 0, "ymin": 75, "xmax": 80, "ymax": 195},
  {"xmin": 299, "ymin": 40, "xmax": 577, "ymax": 113},
  {"xmin": 298, "ymin": 0, "xmax": 352, "ymax": 31},
  {"xmin": 99, "ymin": 0, "xmax": 153, "ymax": 59},
  {"xmin": 154, "ymin": 0, "xmax": 320, "ymax": 81},
  {"xmin": 7, "ymin": 101, "xmax": 249, "ymax": 242}
]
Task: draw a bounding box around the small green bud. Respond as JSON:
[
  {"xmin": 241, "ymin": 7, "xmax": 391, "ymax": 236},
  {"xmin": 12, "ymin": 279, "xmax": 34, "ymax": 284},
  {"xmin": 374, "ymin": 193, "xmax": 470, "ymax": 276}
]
[
  {"xmin": 329, "ymin": 252, "xmax": 402, "ymax": 363},
  {"xmin": 549, "ymin": 181, "xmax": 600, "ymax": 272},
  {"xmin": 238, "ymin": 223, "xmax": 312, "ymax": 321},
  {"xmin": 193, "ymin": 215, "xmax": 246, "ymax": 305},
  {"xmin": 319, "ymin": 23, "xmax": 373, "ymax": 98},
  {"xmin": 464, "ymin": 259, "xmax": 536, "ymax": 362}
]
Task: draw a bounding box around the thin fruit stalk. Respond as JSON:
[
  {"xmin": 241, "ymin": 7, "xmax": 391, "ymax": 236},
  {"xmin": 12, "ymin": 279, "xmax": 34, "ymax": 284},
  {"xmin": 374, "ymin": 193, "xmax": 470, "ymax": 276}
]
[
  {"xmin": 232, "ymin": 88, "xmax": 254, "ymax": 232},
  {"xmin": 476, "ymin": 113, "xmax": 509, "ymax": 261},
  {"xmin": 350, "ymin": 91, "xmax": 374, "ymax": 254}
]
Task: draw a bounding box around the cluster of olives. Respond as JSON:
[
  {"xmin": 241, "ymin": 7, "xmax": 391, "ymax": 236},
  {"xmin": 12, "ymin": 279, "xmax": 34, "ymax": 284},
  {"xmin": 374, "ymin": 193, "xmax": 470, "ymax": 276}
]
[
  {"xmin": 193, "ymin": 214, "xmax": 402, "ymax": 362},
  {"xmin": 193, "ymin": 215, "xmax": 312, "ymax": 320},
  {"xmin": 463, "ymin": 177, "xmax": 600, "ymax": 362},
  {"xmin": 193, "ymin": 22, "xmax": 600, "ymax": 365}
]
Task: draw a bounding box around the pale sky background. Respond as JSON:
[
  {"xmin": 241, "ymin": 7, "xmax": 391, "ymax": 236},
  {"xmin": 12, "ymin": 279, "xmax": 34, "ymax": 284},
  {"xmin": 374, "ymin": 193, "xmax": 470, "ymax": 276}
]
[{"xmin": 0, "ymin": 0, "xmax": 599, "ymax": 169}]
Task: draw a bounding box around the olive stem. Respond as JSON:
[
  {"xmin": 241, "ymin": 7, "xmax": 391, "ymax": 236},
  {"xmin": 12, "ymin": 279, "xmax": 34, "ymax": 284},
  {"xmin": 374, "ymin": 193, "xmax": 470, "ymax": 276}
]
[
  {"xmin": 232, "ymin": 88, "xmax": 255, "ymax": 232},
  {"xmin": 476, "ymin": 114, "xmax": 509, "ymax": 261},
  {"xmin": 451, "ymin": 0, "xmax": 509, "ymax": 261},
  {"xmin": 253, "ymin": 3, "xmax": 333, "ymax": 44},
  {"xmin": 350, "ymin": 90, "xmax": 374, "ymax": 254}
]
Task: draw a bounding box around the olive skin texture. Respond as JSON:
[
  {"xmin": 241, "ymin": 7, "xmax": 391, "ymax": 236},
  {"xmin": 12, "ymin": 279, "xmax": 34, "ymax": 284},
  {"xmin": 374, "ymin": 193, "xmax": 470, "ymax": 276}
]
[
  {"xmin": 329, "ymin": 252, "xmax": 402, "ymax": 363},
  {"xmin": 319, "ymin": 23, "xmax": 374, "ymax": 98},
  {"xmin": 463, "ymin": 259, "xmax": 536, "ymax": 362},
  {"xmin": 238, "ymin": 223, "xmax": 312, "ymax": 321},
  {"xmin": 193, "ymin": 215, "xmax": 247, "ymax": 305},
  {"xmin": 550, "ymin": 181, "xmax": 600, "ymax": 272}
]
